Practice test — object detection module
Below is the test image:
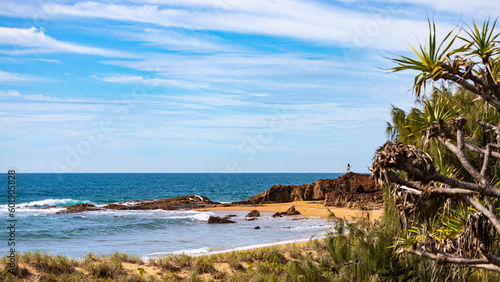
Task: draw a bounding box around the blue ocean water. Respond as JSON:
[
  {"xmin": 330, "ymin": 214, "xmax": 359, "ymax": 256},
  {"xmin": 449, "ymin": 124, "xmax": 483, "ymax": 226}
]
[{"xmin": 1, "ymin": 173, "xmax": 342, "ymax": 258}]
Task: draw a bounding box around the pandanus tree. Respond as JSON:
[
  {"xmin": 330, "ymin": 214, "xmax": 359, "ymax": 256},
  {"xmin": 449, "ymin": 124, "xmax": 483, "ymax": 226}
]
[{"xmin": 372, "ymin": 20, "xmax": 500, "ymax": 274}]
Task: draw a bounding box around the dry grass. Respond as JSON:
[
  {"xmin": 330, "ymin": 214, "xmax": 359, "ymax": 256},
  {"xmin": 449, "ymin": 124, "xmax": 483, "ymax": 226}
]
[{"xmin": 0, "ymin": 240, "xmax": 322, "ymax": 281}]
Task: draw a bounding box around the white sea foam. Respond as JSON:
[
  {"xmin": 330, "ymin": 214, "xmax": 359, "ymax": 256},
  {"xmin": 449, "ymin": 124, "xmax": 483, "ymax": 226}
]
[
  {"xmin": 189, "ymin": 212, "xmax": 212, "ymax": 222},
  {"xmin": 166, "ymin": 236, "xmax": 327, "ymax": 257},
  {"xmin": 18, "ymin": 198, "xmax": 93, "ymax": 208},
  {"xmin": 0, "ymin": 199, "xmax": 94, "ymax": 215},
  {"xmin": 284, "ymin": 224, "xmax": 327, "ymax": 230},
  {"xmin": 78, "ymin": 208, "xmax": 213, "ymax": 222},
  {"xmin": 169, "ymin": 246, "xmax": 213, "ymax": 256}
]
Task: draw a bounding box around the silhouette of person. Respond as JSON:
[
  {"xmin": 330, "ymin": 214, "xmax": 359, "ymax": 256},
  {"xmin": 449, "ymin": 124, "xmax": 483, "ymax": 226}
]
[{"xmin": 346, "ymin": 163, "xmax": 351, "ymax": 173}]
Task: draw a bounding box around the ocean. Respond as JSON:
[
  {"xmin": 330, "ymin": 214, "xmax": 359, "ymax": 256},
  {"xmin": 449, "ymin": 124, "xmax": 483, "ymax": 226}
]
[{"xmin": 2, "ymin": 173, "xmax": 342, "ymax": 259}]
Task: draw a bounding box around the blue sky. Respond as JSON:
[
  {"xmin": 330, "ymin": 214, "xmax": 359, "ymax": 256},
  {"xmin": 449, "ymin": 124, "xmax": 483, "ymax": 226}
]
[{"xmin": 0, "ymin": 0, "xmax": 497, "ymax": 173}]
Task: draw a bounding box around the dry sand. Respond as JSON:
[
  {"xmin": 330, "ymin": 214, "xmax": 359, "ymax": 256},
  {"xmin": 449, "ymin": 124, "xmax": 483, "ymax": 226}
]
[{"xmin": 196, "ymin": 201, "xmax": 383, "ymax": 221}]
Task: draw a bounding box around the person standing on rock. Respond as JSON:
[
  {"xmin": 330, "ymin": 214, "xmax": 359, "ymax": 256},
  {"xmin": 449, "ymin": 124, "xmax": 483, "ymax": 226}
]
[{"xmin": 346, "ymin": 163, "xmax": 351, "ymax": 173}]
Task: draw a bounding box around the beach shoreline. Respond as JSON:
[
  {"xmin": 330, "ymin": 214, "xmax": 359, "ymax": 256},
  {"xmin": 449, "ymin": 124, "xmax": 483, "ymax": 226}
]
[
  {"xmin": 4, "ymin": 201, "xmax": 385, "ymax": 281},
  {"xmin": 196, "ymin": 200, "xmax": 383, "ymax": 221}
]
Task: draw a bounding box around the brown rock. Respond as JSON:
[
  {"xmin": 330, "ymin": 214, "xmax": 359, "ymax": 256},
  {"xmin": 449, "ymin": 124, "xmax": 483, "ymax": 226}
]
[
  {"xmin": 207, "ymin": 216, "xmax": 236, "ymax": 224},
  {"xmin": 241, "ymin": 173, "xmax": 382, "ymax": 209},
  {"xmin": 248, "ymin": 185, "xmax": 294, "ymax": 203},
  {"xmin": 291, "ymin": 185, "xmax": 307, "ymax": 201},
  {"xmin": 56, "ymin": 195, "xmax": 221, "ymax": 214},
  {"xmin": 103, "ymin": 195, "xmax": 218, "ymax": 211},
  {"xmin": 55, "ymin": 204, "xmax": 102, "ymax": 214},
  {"xmin": 246, "ymin": 210, "xmax": 260, "ymax": 217},
  {"xmin": 285, "ymin": 206, "xmax": 301, "ymax": 215},
  {"xmin": 272, "ymin": 212, "xmax": 283, "ymax": 218}
]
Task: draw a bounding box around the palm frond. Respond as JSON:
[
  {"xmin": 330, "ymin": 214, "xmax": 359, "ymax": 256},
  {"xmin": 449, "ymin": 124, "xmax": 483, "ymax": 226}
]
[{"xmin": 389, "ymin": 21, "xmax": 459, "ymax": 99}]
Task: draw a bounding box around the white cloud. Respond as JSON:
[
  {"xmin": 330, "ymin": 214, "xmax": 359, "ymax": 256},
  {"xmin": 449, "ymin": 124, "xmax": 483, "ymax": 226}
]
[
  {"xmin": 103, "ymin": 53, "xmax": 350, "ymax": 80},
  {"xmin": 0, "ymin": 70, "xmax": 34, "ymax": 82},
  {"xmin": 168, "ymin": 94, "xmax": 250, "ymax": 107},
  {"xmin": 135, "ymin": 28, "xmax": 236, "ymax": 52},
  {"xmin": 100, "ymin": 52, "xmax": 376, "ymax": 95},
  {"xmin": 31, "ymin": 58, "xmax": 62, "ymax": 64},
  {"xmin": 0, "ymin": 27, "xmax": 130, "ymax": 57},
  {"xmin": 389, "ymin": 0, "xmax": 500, "ymax": 16},
  {"xmin": 97, "ymin": 75, "xmax": 212, "ymax": 89},
  {"xmin": 0, "ymin": 1, "xmax": 449, "ymax": 51},
  {"xmin": 0, "ymin": 89, "xmax": 21, "ymax": 97}
]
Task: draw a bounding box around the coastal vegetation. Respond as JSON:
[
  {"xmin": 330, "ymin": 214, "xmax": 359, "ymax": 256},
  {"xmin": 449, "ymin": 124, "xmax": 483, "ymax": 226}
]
[
  {"xmin": 372, "ymin": 19, "xmax": 500, "ymax": 278},
  {"xmin": 4, "ymin": 203, "xmax": 492, "ymax": 281}
]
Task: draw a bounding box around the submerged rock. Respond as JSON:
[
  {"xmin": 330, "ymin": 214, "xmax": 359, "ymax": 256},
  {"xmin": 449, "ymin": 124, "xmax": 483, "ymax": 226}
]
[{"xmin": 207, "ymin": 216, "xmax": 236, "ymax": 224}]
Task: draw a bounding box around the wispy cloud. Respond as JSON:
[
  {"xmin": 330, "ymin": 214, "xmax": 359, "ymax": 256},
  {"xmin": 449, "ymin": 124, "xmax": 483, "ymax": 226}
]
[
  {"xmin": 96, "ymin": 75, "xmax": 212, "ymax": 90},
  {"xmin": 0, "ymin": 89, "xmax": 21, "ymax": 97},
  {"xmin": 134, "ymin": 28, "xmax": 237, "ymax": 52},
  {"xmin": 0, "ymin": 70, "xmax": 34, "ymax": 82},
  {"xmin": 0, "ymin": 1, "xmax": 453, "ymax": 51},
  {"xmin": 388, "ymin": 0, "xmax": 500, "ymax": 16},
  {"xmin": 102, "ymin": 53, "xmax": 352, "ymax": 86},
  {"xmin": 168, "ymin": 94, "xmax": 251, "ymax": 107},
  {"xmin": 0, "ymin": 27, "xmax": 131, "ymax": 57}
]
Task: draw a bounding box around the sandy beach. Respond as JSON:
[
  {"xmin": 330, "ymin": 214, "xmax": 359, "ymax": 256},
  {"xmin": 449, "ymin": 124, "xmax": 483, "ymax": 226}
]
[{"xmin": 196, "ymin": 200, "xmax": 383, "ymax": 221}]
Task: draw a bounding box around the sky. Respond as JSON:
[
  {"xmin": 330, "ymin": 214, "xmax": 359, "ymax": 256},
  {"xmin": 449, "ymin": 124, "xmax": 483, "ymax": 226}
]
[{"xmin": 0, "ymin": 0, "xmax": 498, "ymax": 173}]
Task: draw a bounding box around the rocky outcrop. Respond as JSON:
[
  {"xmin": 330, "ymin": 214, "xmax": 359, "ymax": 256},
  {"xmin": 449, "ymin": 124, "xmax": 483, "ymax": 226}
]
[
  {"xmin": 104, "ymin": 195, "xmax": 217, "ymax": 211},
  {"xmin": 272, "ymin": 205, "xmax": 301, "ymax": 217},
  {"xmin": 246, "ymin": 210, "xmax": 260, "ymax": 217},
  {"xmin": 246, "ymin": 173, "xmax": 381, "ymax": 209},
  {"xmin": 56, "ymin": 195, "xmax": 219, "ymax": 214},
  {"xmin": 208, "ymin": 216, "xmax": 236, "ymax": 224},
  {"xmin": 54, "ymin": 173, "xmax": 381, "ymax": 215},
  {"xmin": 56, "ymin": 203, "xmax": 103, "ymax": 214}
]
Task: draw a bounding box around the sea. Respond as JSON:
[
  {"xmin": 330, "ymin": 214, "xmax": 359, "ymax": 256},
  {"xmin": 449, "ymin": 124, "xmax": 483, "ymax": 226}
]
[{"xmin": 1, "ymin": 173, "xmax": 342, "ymax": 259}]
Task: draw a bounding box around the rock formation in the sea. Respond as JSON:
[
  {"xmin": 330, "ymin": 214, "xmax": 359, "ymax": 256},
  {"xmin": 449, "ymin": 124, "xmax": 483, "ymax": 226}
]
[
  {"xmin": 55, "ymin": 203, "xmax": 103, "ymax": 214},
  {"xmin": 246, "ymin": 210, "xmax": 260, "ymax": 217},
  {"xmin": 207, "ymin": 216, "xmax": 236, "ymax": 224},
  {"xmin": 241, "ymin": 172, "xmax": 382, "ymax": 209},
  {"xmin": 56, "ymin": 195, "xmax": 219, "ymax": 214}
]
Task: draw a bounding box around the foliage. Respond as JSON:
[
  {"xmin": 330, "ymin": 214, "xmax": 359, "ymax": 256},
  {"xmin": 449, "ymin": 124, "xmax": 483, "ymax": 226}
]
[{"xmin": 374, "ymin": 19, "xmax": 500, "ymax": 275}]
